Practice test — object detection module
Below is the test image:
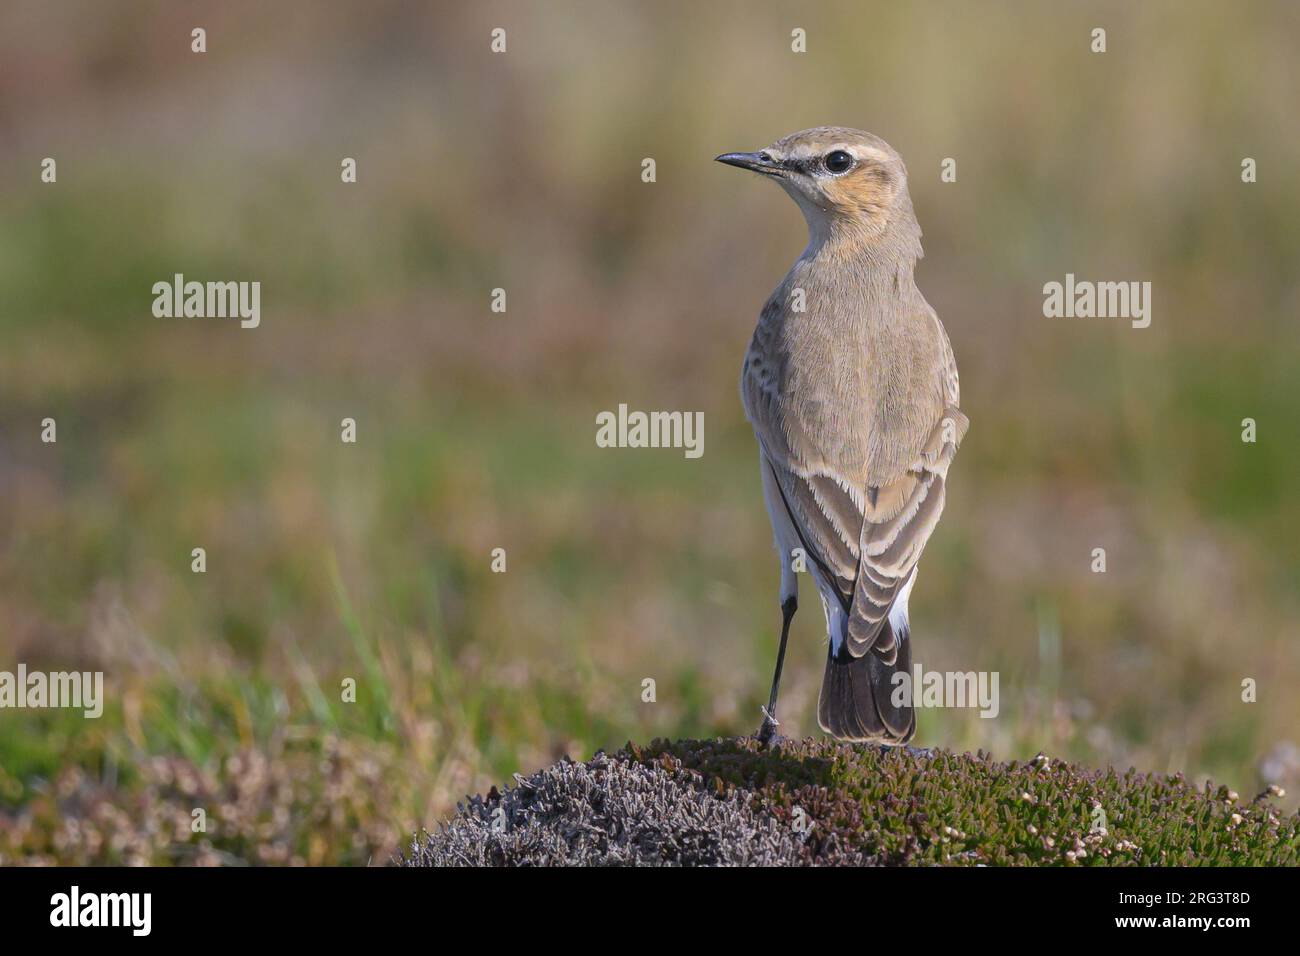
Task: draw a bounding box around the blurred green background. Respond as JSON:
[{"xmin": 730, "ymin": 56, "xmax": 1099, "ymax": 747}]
[{"xmin": 1, "ymin": 0, "xmax": 1297, "ymax": 864}]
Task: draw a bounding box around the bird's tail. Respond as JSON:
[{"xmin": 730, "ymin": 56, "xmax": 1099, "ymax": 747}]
[{"xmin": 817, "ymin": 622, "xmax": 915, "ymax": 745}]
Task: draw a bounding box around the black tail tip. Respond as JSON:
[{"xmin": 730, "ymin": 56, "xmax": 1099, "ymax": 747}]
[{"xmin": 817, "ymin": 640, "xmax": 915, "ymax": 745}]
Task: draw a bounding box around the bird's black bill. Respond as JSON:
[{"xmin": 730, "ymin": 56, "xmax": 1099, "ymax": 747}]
[{"xmin": 715, "ymin": 151, "xmax": 785, "ymax": 177}]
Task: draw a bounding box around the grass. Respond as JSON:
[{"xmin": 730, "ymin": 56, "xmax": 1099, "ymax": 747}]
[{"xmin": 2, "ymin": 373, "xmax": 1299, "ymax": 864}]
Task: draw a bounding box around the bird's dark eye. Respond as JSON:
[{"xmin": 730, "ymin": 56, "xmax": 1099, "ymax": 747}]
[{"xmin": 824, "ymin": 150, "xmax": 853, "ymax": 173}]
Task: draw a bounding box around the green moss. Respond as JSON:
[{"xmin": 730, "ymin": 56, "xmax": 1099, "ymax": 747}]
[{"xmin": 628, "ymin": 738, "xmax": 1300, "ymax": 866}]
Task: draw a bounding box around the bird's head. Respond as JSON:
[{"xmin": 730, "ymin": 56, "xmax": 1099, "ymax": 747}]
[{"xmin": 716, "ymin": 126, "xmax": 920, "ymax": 255}]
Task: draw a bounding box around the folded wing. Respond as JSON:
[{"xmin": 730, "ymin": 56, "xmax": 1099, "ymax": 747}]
[{"xmin": 761, "ymin": 404, "xmax": 965, "ymax": 662}]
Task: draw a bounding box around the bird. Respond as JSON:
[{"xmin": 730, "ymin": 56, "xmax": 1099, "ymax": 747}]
[{"xmin": 716, "ymin": 127, "xmax": 968, "ymax": 747}]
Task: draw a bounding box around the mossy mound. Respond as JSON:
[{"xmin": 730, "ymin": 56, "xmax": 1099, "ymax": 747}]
[{"xmin": 404, "ymin": 737, "xmax": 1299, "ymax": 866}]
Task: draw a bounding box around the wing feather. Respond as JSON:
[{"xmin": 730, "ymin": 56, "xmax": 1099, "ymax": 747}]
[
  {"xmin": 744, "ymin": 304, "xmax": 968, "ymax": 662},
  {"xmin": 757, "ymin": 405, "xmax": 966, "ymax": 661}
]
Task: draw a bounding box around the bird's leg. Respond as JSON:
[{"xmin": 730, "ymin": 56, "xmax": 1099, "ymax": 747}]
[{"xmin": 756, "ymin": 596, "xmax": 797, "ymax": 746}]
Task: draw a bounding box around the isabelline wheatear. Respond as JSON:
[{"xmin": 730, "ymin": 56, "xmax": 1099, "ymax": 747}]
[{"xmin": 717, "ymin": 127, "xmax": 968, "ymax": 746}]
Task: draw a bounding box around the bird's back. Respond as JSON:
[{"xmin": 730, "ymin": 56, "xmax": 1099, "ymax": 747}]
[{"xmin": 742, "ymin": 251, "xmax": 953, "ymax": 492}]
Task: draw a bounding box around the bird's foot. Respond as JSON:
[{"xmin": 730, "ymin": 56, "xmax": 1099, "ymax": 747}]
[
  {"xmin": 755, "ymin": 707, "xmax": 784, "ymax": 748},
  {"xmin": 878, "ymin": 743, "xmax": 933, "ymax": 758}
]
